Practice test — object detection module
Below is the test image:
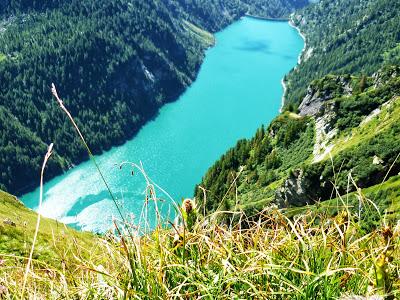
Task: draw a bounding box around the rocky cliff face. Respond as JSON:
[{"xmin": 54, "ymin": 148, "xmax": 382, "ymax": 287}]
[
  {"xmin": 273, "ymin": 69, "xmax": 400, "ymax": 209},
  {"xmin": 275, "ymin": 77, "xmax": 347, "ymax": 207},
  {"xmin": 275, "ymin": 169, "xmax": 310, "ymax": 207},
  {"xmin": 372, "ymin": 65, "xmax": 400, "ymax": 88},
  {"xmin": 298, "ymin": 75, "xmax": 352, "ymax": 117}
]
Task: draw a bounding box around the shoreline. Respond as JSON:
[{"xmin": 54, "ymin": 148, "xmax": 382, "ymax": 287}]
[
  {"xmin": 288, "ymin": 19, "xmax": 307, "ymax": 65},
  {"xmin": 244, "ymin": 14, "xmax": 289, "ymax": 22},
  {"xmin": 280, "ymin": 17, "xmax": 307, "ymax": 111}
]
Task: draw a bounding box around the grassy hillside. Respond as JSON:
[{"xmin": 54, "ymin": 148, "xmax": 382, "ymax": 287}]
[
  {"xmin": 0, "ymin": 189, "xmax": 399, "ymax": 298},
  {"xmin": 0, "ymin": 189, "xmax": 97, "ymax": 265},
  {"xmin": 285, "ymin": 175, "xmax": 400, "ymax": 232}
]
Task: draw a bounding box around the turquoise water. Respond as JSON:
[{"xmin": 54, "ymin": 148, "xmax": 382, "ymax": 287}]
[{"xmin": 21, "ymin": 17, "xmax": 303, "ymax": 232}]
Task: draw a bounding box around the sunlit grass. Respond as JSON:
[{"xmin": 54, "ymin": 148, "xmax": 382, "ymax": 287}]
[{"xmin": 1, "ymin": 195, "xmax": 399, "ymax": 299}]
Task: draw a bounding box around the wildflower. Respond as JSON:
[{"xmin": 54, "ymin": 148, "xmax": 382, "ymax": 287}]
[
  {"xmin": 182, "ymin": 198, "xmax": 196, "ymax": 214},
  {"xmin": 181, "ymin": 198, "xmax": 197, "ymax": 231}
]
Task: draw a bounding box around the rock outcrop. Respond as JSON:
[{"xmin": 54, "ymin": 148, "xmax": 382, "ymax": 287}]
[
  {"xmin": 298, "ymin": 75, "xmax": 352, "ymax": 117},
  {"xmin": 275, "ymin": 169, "xmax": 311, "ymax": 207},
  {"xmin": 372, "ymin": 65, "xmax": 400, "ymax": 88}
]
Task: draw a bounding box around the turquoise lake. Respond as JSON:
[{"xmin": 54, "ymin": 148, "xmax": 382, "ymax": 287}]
[{"xmin": 21, "ymin": 17, "xmax": 304, "ymax": 232}]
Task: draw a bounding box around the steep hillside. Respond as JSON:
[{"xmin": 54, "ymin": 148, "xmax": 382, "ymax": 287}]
[
  {"xmin": 0, "ymin": 0, "xmax": 308, "ymax": 195},
  {"xmin": 0, "ymin": 189, "xmax": 97, "ymax": 267},
  {"xmin": 283, "ymin": 0, "xmax": 400, "ymax": 106},
  {"xmin": 196, "ymin": 67, "xmax": 400, "ymax": 227},
  {"xmin": 196, "ymin": 0, "xmax": 400, "ymax": 225}
]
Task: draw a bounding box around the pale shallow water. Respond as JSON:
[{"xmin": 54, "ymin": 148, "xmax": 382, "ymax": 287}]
[{"xmin": 21, "ymin": 17, "xmax": 303, "ymax": 232}]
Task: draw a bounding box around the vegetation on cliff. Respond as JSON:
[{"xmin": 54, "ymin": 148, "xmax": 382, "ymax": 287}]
[
  {"xmin": 284, "ymin": 0, "xmax": 400, "ymax": 107},
  {"xmin": 196, "ymin": 0, "xmax": 400, "ymax": 227},
  {"xmin": 243, "ymin": 0, "xmax": 308, "ymax": 19}
]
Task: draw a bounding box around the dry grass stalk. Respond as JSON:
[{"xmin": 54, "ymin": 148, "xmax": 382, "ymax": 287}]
[{"xmin": 21, "ymin": 143, "xmax": 54, "ymax": 298}]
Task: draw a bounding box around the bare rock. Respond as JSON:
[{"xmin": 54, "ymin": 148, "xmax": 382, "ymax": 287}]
[
  {"xmin": 298, "ymin": 75, "xmax": 352, "ymax": 117},
  {"xmin": 372, "ymin": 65, "xmax": 400, "ymax": 88},
  {"xmin": 275, "ymin": 169, "xmax": 310, "ymax": 207}
]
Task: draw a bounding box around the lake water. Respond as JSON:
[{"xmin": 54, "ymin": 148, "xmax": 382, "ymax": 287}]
[{"xmin": 21, "ymin": 17, "xmax": 304, "ymax": 232}]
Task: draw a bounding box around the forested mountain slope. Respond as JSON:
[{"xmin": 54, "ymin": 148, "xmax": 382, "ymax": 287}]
[
  {"xmin": 284, "ymin": 0, "xmax": 400, "ymax": 106},
  {"xmin": 0, "ymin": 0, "xmax": 307, "ymax": 194},
  {"xmin": 242, "ymin": 0, "xmax": 308, "ymax": 18},
  {"xmin": 197, "ymin": 0, "xmax": 400, "ymax": 225}
]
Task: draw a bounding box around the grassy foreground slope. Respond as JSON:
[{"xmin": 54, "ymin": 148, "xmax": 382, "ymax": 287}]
[
  {"xmin": 0, "ymin": 189, "xmax": 399, "ymax": 298},
  {"xmin": 0, "ymin": 189, "xmax": 97, "ymax": 265}
]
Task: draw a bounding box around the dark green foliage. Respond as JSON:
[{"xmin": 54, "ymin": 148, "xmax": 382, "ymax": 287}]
[
  {"xmin": 285, "ymin": 0, "xmax": 400, "ymax": 106},
  {"xmin": 0, "ymin": 0, "xmax": 63, "ymax": 15},
  {"xmin": 242, "ymin": 0, "xmax": 308, "ymax": 19},
  {"xmin": 264, "ymin": 150, "xmax": 281, "ymax": 170},
  {"xmin": 273, "ymin": 115, "xmax": 308, "ymax": 148},
  {"xmin": 335, "ymin": 67, "xmax": 400, "ymax": 131},
  {"xmin": 197, "ymin": 138, "xmax": 251, "ymax": 212},
  {"xmin": 195, "ymin": 113, "xmax": 315, "ymax": 212},
  {"xmin": 1, "ymin": 0, "xmax": 221, "ymax": 194},
  {"xmin": 0, "ymin": 107, "xmax": 65, "ymax": 192}
]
